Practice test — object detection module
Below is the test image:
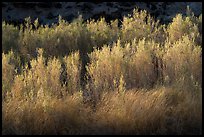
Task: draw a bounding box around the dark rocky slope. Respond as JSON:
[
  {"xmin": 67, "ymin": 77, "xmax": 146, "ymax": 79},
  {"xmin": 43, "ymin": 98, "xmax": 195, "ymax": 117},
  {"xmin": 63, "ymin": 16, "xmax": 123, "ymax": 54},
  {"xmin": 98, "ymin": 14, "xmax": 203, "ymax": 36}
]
[{"xmin": 2, "ymin": 2, "xmax": 202, "ymax": 25}]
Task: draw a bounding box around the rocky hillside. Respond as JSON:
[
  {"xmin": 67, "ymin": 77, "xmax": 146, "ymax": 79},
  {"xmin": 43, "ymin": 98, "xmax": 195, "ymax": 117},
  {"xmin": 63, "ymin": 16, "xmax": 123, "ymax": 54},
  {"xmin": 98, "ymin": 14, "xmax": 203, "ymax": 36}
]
[{"xmin": 2, "ymin": 2, "xmax": 202, "ymax": 25}]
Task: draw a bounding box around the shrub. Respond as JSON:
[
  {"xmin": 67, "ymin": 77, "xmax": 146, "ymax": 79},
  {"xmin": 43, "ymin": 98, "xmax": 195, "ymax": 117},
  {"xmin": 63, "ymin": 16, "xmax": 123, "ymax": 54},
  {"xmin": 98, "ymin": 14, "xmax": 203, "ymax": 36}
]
[
  {"xmin": 87, "ymin": 38, "xmax": 164, "ymax": 97},
  {"xmin": 87, "ymin": 18, "xmax": 119, "ymax": 48},
  {"xmin": 16, "ymin": 16, "xmax": 89, "ymax": 62},
  {"xmin": 11, "ymin": 49, "xmax": 63, "ymax": 99},
  {"xmin": 121, "ymin": 8, "xmax": 166, "ymax": 45},
  {"xmin": 2, "ymin": 51, "xmax": 16, "ymax": 100},
  {"xmin": 64, "ymin": 51, "xmax": 81, "ymax": 94},
  {"xmin": 2, "ymin": 22, "xmax": 20, "ymax": 53},
  {"xmin": 163, "ymin": 35, "xmax": 202, "ymax": 88},
  {"xmin": 46, "ymin": 56, "xmax": 63, "ymax": 97},
  {"xmin": 125, "ymin": 39, "xmax": 164, "ymax": 88},
  {"xmin": 167, "ymin": 13, "xmax": 201, "ymax": 45},
  {"xmin": 87, "ymin": 40, "xmax": 125, "ymax": 95}
]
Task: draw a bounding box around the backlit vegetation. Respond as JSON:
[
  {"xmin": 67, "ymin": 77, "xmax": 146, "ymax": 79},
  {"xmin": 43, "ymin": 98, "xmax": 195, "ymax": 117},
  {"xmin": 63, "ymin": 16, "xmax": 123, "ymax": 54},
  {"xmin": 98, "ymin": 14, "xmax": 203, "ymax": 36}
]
[{"xmin": 2, "ymin": 8, "xmax": 202, "ymax": 135}]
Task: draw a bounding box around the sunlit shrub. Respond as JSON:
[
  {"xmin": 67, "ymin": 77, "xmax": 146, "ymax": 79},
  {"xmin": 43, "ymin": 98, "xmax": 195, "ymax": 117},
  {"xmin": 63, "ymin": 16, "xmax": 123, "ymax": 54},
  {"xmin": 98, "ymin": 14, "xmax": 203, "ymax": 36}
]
[
  {"xmin": 2, "ymin": 51, "xmax": 16, "ymax": 100},
  {"xmin": 167, "ymin": 12, "xmax": 201, "ymax": 45},
  {"xmin": 87, "ymin": 18, "xmax": 119, "ymax": 48},
  {"xmin": 11, "ymin": 49, "xmax": 63, "ymax": 99},
  {"xmin": 46, "ymin": 57, "xmax": 62, "ymax": 97},
  {"xmin": 64, "ymin": 51, "xmax": 81, "ymax": 94},
  {"xmin": 125, "ymin": 39, "xmax": 164, "ymax": 88},
  {"xmin": 87, "ymin": 38, "xmax": 164, "ymax": 96},
  {"xmin": 121, "ymin": 8, "xmax": 166, "ymax": 45},
  {"xmin": 163, "ymin": 35, "xmax": 202, "ymax": 88},
  {"xmin": 87, "ymin": 40, "xmax": 125, "ymax": 95}
]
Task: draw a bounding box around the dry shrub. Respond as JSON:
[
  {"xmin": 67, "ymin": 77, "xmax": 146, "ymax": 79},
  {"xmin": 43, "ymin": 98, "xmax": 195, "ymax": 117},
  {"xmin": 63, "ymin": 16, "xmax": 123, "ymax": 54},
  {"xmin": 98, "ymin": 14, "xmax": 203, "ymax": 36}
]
[
  {"xmin": 2, "ymin": 51, "xmax": 16, "ymax": 100},
  {"xmin": 12, "ymin": 15, "xmax": 118, "ymax": 62},
  {"xmin": 17, "ymin": 16, "xmax": 85, "ymax": 59},
  {"xmin": 87, "ymin": 18, "xmax": 119, "ymax": 48},
  {"xmin": 163, "ymin": 35, "xmax": 202, "ymax": 87},
  {"xmin": 125, "ymin": 39, "xmax": 164, "ymax": 88},
  {"xmin": 121, "ymin": 8, "xmax": 166, "ymax": 44},
  {"xmin": 167, "ymin": 13, "xmax": 201, "ymax": 45},
  {"xmin": 11, "ymin": 49, "xmax": 63, "ymax": 99},
  {"xmin": 87, "ymin": 41, "xmax": 124, "ymax": 92},
  {"xmin": 64, "ymin": 51, "xmax": 81, "ymax": 94},
  {"xmin": 87, "ymin": 39, "xmax": 164, "ymax": 95},
  {"xmin": 2, "ymin": 22, "xmax": 20, "ymax": 53},
  {"xmin": 46, "ymin": 56, "xmax": 62, "ymax": 96}
]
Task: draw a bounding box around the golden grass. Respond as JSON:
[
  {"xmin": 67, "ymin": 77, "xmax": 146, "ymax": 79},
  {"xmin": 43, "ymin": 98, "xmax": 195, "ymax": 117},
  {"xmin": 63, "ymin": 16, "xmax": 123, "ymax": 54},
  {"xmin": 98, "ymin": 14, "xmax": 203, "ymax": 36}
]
[{"xmin": 2, "ymin": 86, "xmax": 202, "ymax": 135}]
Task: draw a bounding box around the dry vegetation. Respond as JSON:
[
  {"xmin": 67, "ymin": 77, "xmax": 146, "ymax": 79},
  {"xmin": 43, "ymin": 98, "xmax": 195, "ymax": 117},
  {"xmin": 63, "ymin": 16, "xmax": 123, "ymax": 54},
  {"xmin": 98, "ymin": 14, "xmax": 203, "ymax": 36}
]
[{"xmin": 2, "ymin": 8, "xmax": 202, "ymax": 135}]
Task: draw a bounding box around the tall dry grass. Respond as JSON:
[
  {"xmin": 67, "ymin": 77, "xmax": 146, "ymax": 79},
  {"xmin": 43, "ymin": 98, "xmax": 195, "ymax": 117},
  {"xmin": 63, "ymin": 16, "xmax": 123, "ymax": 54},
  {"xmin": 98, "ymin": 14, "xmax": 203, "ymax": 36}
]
[{"xmin": 2, "ymin": 86, "xmax": 202, "ymax": 135}]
